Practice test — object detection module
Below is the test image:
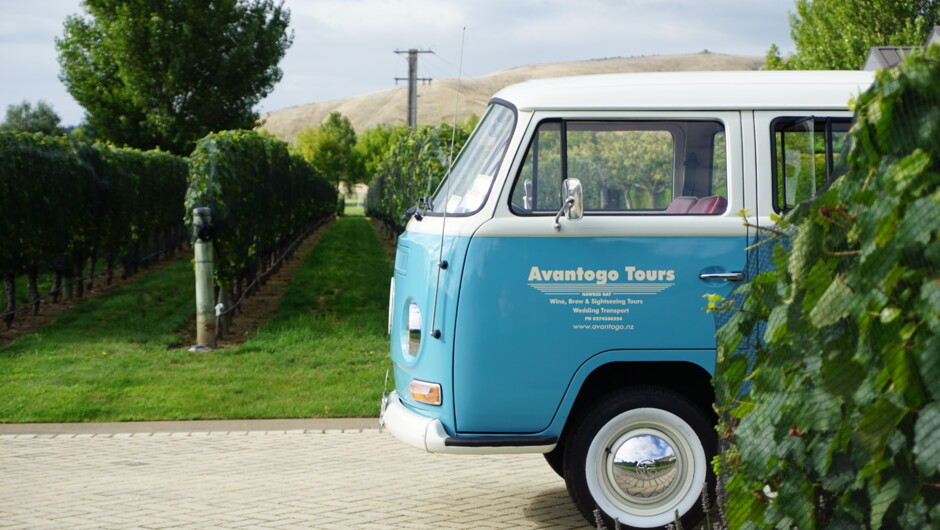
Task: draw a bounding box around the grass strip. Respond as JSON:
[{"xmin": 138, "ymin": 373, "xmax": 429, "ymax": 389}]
[{"xmin": 0, "ymin": 217, "xmax": 393, "ymax": 422}]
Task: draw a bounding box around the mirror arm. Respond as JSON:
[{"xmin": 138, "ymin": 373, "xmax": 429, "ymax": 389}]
[{"xmin": 553, "ymin": 197, "xmax": 575, "ymax": 231}]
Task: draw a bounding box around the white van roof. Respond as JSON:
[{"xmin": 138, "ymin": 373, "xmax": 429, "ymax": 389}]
[{"xmin": 492, "ymin": 70, "xmax": 875, "ymax": 112}]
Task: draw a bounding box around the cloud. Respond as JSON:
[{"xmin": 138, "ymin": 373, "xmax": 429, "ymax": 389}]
[
  {"xmin": 294, "ymin": 0, "xmax": 462, "ymax": 39},
  {"xmin": 614, "ymin": 433, "xmax": 676, "ymax": 463},
  {"xmin": 1, "ymin": 0, "xmax": 794, "ymax": 126}
]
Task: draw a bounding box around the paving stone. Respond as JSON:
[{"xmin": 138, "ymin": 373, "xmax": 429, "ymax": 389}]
[{"xmin": 0, "ymin": 425, "xmax": 592, "ymax": 529}]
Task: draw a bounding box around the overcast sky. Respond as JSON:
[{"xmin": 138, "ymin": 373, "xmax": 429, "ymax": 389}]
[{"xmin": 1, "ymin": 0, "xmax": 796, "ymax": 127}]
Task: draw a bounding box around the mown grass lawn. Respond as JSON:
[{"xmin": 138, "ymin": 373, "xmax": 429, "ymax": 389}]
[{"xmin": 0, "ymin": 217, "xmax": 393, "ymax": 423}]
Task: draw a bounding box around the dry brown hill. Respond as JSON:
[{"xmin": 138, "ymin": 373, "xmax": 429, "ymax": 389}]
[{"xmin": 259, "ymin": 52, "xmax": 764, "ymax": 143}]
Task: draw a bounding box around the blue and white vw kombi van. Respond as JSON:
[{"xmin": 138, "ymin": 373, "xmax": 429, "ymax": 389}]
[{"xmin": 381, "ymin": 70, "xmax": 874, "ymax": 529}]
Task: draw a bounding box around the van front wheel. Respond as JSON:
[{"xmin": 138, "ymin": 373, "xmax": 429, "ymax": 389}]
[{"xmin": 563, "ymin": 388, "xmax": 714, "ymax": 529}]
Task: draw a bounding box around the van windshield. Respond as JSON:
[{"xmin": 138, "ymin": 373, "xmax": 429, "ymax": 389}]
[{"xmin": 430, "ymin": 103, "xmax": 515, "ymax": 215}]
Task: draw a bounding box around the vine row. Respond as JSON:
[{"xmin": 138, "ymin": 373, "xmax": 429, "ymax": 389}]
[
  {"xmin": 0, "ymin": 132, "xmax": 187, "ymax": 327},
  {"xmin": 364, "ymin": 121, "xmax": 474, "ymax": 234},
  {"xmin": 185, "ymin": 130, "xmax": 335, "ymax": 333}
]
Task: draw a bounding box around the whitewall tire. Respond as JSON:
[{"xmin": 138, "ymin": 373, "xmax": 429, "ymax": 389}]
[{"xmin": 563, "ymin": 387, "xmax": 715, "ymax": 529}]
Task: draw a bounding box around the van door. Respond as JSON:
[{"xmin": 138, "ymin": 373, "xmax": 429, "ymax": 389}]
[{"xmin": 453, "ymin": 113, "xmax": 750, "ymax": 433}]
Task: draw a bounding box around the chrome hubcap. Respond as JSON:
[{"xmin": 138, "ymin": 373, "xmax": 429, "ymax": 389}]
[
  {"xmin": 608, "ymin": 432, "xmax": 680, "ymax": 503},
  {"xmin": 586, "ymin": 408, "xmax": 706, "ymax": 527}
]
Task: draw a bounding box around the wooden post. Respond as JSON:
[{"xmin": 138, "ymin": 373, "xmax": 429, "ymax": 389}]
[{"xmin": 191, "ymin": 207, "xmax": 216, "ymax": 351}]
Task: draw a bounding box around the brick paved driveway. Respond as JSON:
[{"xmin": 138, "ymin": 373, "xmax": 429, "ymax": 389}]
[{"xmin": 0, "ymin": 420, "xmax": 590, "ymax": 529}]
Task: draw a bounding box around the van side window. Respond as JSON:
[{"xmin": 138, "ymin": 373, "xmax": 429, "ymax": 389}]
[
  {"xmin": 772, "ymin": 117, "xmax": 851, "ymax": 212},
  {"xmin": 516, "ymin": 121, "xmax": 563, "ymax": 211},
  {"xmin": 510, "ymin": 120, "xmax": 727, "ymax": 215}
]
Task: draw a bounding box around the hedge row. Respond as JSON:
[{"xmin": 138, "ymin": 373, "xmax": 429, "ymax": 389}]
[
  {"xmin": 185, "ymin": 130, "xmax": 335, "ymax": 295},
  {"xmin": 0, "ymin": 132, "xmax": 187, "ymax": 325}
]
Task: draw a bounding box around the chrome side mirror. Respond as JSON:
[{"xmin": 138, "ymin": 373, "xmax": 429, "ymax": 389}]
[
  {"xmin": 554, "ymin": 178, "xmax": 583, "ymax": 231},
  {"xmin": 565, "ymin": 178, "xmax": 584, "ymax": 221}
]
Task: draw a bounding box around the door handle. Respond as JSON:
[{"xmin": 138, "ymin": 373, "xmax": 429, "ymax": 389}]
[{"xmin": 699, "ymin": 271, "xmax": 745, "ymax": 282}]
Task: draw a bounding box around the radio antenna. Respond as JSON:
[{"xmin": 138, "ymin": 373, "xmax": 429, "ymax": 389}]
[
  {"xmin": 429, "ymin": 26, "xmax": 466, "ymax": 340},
  {"xmin": 445, "ymin": 29, "xmax": 465, "ymax": 174}
]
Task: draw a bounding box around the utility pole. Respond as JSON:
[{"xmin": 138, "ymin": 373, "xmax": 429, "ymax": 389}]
[{"xmin": 394, "ymin": 48, "xmax": 433, "ymax": 127}]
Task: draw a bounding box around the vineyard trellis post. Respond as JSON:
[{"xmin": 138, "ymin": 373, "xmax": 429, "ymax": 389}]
[{"xmin": 191, "ymin": 207, "xmax": 216, "ymax": 351}]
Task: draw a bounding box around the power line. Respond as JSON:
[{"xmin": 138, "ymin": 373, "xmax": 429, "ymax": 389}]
[{"xmin": 394, "ymin": 48, "xmax": 433, "ymax": 127}]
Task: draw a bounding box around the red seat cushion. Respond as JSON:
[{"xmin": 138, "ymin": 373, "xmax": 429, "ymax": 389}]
[
  {"xmin": 664, "ymin": 196, "xmax": 699, "ymax": 213},
  {"xmin": 688, "ymin": 195, "xmax": 727, "ymax": 214}
]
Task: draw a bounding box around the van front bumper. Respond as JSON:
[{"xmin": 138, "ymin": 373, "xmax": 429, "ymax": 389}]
[
  {"xmin": 381, "ymin": 391, "xmax": 452, "ymax": 453},
  {"xmin": 381, "ymin": 391, "xmax": 558, "ymax": 455}
]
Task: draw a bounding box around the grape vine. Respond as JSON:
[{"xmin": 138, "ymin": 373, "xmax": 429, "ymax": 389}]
[{"xmin": 714, "ymin": 45, "xmax": 940, "ymax": 528}]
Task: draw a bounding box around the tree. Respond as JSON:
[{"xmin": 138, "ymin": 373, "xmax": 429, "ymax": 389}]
[
  {"xmin": 296, "ymin": 112, "xmax": 359, "ymax": 188},
  {"xmin": 56, "ymin": 0, "xmax": 293, "ymax": 155},
  {"xmin": 0, "ymin": 100, "xmax": 64, "ymax": 135},
  {"xmin": 766, "ymin": 0, "xmax": 939, "ymax": 70},
  {"xmin": 354, "ymin": 124, "xmax": 405, "ymax": 183}
]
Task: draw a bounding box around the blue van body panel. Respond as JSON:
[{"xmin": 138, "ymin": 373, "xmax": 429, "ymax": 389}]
[
  {"xmin": 390, "ymin": 230, "xmax": 473, "ymax": 436},
  {"xmin": 452, "ymin": 235, "xmax": 742, "ymax": 434},
  {"xmin": 540, "ymin": 352, "xmax": 717, "ymax": 437}
]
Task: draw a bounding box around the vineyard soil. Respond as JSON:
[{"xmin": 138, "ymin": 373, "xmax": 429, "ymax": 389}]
[
  {"xmin": 2, "ymin": 217, "xmax": 398, "ymax": 351},
  {"xmin": 0, "ymin": 252, "xmax": 187, "ymax": 347},
  {"xmin": 180, "ymin": 216, "xmax": 395, "ymax": 348},
  {"xmin": 177, "ymin": 223, "xmax": 331, "ymax": 349}
]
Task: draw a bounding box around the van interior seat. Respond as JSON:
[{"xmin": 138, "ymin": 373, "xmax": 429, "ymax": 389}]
[
  {"xmin": 688, "ymin": 195, "xmax": 728, "ymax": 214},
  {"xmin": 663, "ymin": 196, "xmax": 699, "ymax": 214}
]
